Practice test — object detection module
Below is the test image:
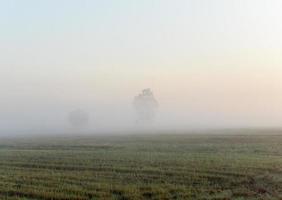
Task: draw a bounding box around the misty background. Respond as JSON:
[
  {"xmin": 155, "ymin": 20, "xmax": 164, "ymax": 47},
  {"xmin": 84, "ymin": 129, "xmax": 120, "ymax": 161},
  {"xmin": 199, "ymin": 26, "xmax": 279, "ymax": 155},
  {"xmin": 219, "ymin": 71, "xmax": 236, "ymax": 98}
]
[{"xmin": 1, "ymin": 0, "xmax": 282, "ymax": 135}]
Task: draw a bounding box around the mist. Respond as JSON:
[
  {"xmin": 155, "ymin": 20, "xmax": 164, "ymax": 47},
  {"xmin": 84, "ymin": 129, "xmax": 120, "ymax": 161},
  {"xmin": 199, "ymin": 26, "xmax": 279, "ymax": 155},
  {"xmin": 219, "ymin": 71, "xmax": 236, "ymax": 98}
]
[{"xmin": 1, "ymin": 0, "xmax": 282, "ymax": 136}]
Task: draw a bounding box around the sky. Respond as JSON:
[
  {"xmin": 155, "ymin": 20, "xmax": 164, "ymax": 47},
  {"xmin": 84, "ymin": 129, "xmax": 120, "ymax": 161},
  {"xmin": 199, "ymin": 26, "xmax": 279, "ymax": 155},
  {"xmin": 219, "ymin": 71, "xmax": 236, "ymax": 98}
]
[{"xmin": 1, "ymin": 0, "xmax": 282, "ymax": 134}]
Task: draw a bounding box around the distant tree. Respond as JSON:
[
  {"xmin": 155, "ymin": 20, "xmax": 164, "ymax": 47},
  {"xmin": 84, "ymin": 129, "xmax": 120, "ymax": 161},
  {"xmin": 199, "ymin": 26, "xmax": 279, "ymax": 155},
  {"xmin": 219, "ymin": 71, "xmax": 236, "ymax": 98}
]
[
  {"xmin": 68, "ymin": 109, "xmax": 89, "ymax": 128},
  {"xmin": 133, "ymin": 88, "xmax": 158, "ymax": 124}
]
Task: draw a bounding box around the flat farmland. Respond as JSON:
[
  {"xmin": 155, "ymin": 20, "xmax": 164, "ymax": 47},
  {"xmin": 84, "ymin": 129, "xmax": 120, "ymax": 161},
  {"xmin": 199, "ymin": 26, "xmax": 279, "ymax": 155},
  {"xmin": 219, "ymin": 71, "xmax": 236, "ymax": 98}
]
[{"xmin": 0, "ymin": 133, "xmax": 281, "ymax": 200}]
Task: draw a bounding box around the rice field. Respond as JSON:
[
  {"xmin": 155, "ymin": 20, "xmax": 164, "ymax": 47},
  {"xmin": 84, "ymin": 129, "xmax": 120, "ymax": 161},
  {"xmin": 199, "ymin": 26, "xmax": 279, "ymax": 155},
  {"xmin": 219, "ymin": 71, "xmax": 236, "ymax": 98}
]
[{"xmin": 0, "ymin": 132, "xmax": 281, "ymax": 199}]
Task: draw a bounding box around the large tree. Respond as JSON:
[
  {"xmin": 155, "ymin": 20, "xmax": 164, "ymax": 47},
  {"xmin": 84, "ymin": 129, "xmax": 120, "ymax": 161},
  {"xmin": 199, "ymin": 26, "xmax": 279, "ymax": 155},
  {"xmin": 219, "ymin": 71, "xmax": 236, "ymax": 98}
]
[{"xmin": 133, "ymin": 88, "xmax": 158, "ymax": 124}]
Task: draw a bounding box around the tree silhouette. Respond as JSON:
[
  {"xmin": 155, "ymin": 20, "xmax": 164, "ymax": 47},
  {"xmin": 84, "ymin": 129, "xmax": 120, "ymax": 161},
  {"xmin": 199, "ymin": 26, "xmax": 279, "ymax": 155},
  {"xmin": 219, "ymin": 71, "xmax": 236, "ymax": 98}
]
[
  {"xmin": 133, "ymin": 88, "xmax": 158, "ymax": 124},
  {"xmin": 68, "ymin": 109, "xmax": 89, "ymax": 128}
]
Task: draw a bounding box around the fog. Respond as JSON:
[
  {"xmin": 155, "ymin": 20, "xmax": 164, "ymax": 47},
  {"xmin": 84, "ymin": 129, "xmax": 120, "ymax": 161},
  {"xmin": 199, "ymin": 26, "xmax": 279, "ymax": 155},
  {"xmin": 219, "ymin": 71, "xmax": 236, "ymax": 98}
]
[{"xmin": 1, "ymin": 0, "xmax": 282, "ymax": 135}]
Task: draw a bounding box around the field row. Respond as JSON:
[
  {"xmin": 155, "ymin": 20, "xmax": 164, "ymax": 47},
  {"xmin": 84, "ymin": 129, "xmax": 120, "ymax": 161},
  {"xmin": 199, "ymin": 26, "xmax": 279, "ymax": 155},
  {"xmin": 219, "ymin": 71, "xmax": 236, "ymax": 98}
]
[{"xmin": 0, "ymin": 134, "xmax": 281, "ymax": 199}]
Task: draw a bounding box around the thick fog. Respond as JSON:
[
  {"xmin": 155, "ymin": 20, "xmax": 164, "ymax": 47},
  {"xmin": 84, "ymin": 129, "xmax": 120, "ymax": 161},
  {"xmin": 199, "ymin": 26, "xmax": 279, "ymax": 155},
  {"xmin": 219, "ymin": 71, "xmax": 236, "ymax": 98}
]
[{"xmin": 1, "ymin": 0, "xmax": 282, "ymax": 135}]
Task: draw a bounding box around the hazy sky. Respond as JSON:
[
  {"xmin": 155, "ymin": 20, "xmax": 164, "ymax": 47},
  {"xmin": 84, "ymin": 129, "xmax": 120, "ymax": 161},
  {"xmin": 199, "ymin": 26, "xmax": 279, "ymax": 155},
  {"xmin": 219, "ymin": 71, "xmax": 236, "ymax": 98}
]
[{"xmin": 1, "ymin": 0, "xmax": 282, "ymax": 133}]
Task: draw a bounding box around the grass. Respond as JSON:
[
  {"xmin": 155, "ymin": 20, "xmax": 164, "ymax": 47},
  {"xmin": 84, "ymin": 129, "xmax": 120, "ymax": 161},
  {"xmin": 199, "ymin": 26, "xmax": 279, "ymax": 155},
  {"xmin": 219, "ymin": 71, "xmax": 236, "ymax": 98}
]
[{"xmin": 0, "ymin": 132, "xmax": 281, "ymax": 199}]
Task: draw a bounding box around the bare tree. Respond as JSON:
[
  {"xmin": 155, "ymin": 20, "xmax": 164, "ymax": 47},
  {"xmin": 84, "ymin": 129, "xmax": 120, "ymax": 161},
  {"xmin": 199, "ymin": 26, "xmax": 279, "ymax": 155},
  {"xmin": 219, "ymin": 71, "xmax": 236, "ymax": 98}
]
[{"xmin": 133, "ymin": 88, "xmax": 158, "ymax": 124}]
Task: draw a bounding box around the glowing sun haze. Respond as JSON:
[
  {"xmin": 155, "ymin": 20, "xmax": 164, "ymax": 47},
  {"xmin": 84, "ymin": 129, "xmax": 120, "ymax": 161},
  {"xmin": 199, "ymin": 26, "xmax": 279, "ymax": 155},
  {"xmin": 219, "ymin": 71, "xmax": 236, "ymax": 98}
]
[{"xmin": 1, "ymin": 0, "xmax": 282, "ymax": 133}]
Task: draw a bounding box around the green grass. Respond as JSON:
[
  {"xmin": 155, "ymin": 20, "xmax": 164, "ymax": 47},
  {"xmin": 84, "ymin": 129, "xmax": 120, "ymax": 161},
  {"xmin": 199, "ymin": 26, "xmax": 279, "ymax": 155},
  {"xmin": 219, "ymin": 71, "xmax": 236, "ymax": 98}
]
[{"xmin": 0, "ymin": 133, "xmax": 281, "ymax": 199}]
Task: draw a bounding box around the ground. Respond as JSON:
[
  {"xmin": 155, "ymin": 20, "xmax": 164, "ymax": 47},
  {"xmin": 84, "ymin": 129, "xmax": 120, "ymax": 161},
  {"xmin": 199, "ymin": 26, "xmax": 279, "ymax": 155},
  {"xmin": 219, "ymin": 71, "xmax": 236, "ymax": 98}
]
[{"xmin": 0, "ymin": 131, "xmax": 281, "ymax": 199}]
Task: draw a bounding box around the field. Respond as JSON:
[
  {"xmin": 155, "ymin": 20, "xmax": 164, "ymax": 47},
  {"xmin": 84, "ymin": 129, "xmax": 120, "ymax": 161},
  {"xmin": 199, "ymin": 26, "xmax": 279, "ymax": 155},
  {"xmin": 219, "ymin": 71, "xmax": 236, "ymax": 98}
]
[{"xmin": 0, "ymin": 131, "xmax": 281, "ymax": 200}]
